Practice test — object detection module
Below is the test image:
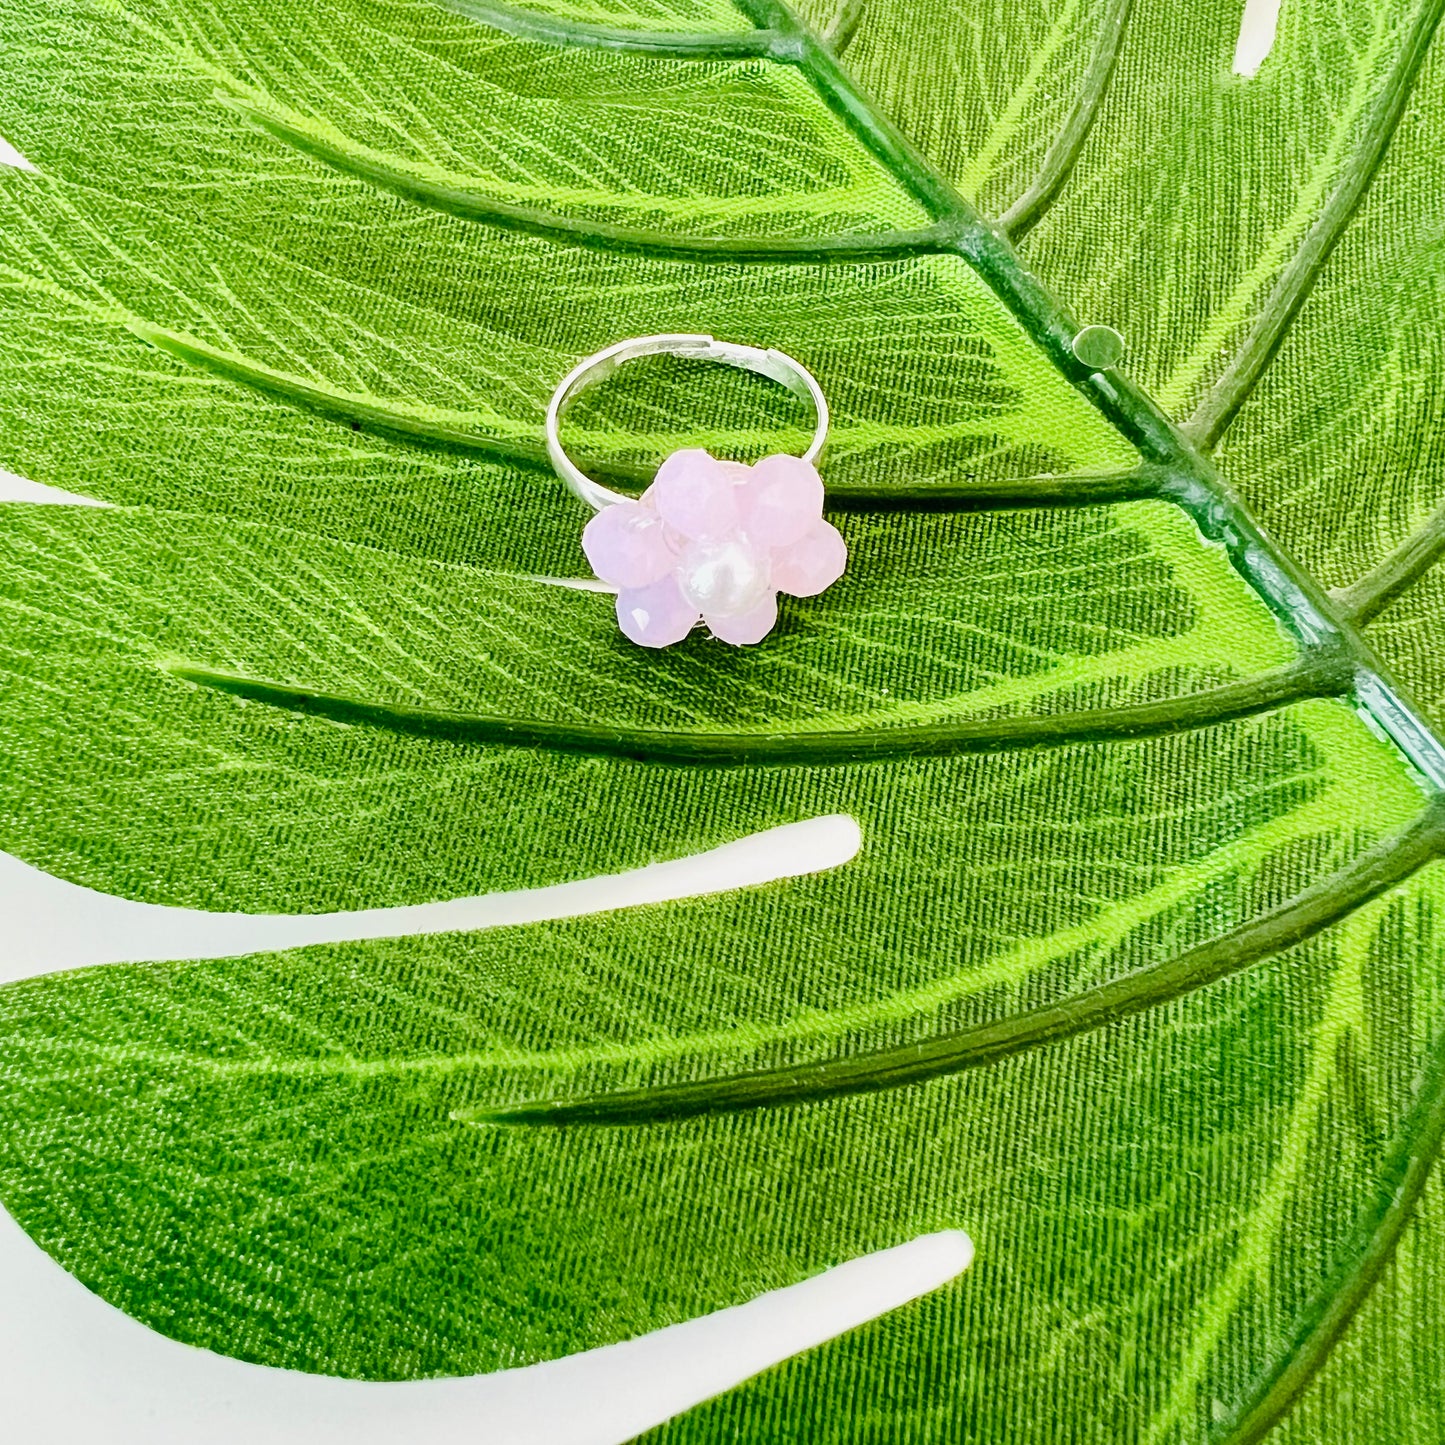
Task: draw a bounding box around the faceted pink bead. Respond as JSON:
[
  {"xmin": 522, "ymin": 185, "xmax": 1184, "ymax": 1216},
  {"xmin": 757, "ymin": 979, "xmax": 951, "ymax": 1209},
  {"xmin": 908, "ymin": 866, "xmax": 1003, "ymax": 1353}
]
[
  {"xmin": 615, "ymin": 575, "xmax": 700, "ymax": 648},
  {"xmin": 647, "ymin": 448, "xmax": 740, "ymax": 540},
  {"xmin": 707, "ymin": 592, "xmax": 778, "ymax": 646},
  {"xmin": 741, "ymin": 454, "xmax": 824, "ymax": 548},
  {"xmin": 771, "ymin": 519, "xmax": 847, "ymax": 597},
  {"xmin": 582, "ymin": 500, "xmax": 675, "ymax": 589}
]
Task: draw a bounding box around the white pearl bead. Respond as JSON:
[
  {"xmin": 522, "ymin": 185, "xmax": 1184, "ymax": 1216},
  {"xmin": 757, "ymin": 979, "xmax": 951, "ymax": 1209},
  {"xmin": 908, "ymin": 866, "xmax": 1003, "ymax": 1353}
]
[{"xmin": 677, "ymin": 536, "xmax": 770, "ymax": 619}]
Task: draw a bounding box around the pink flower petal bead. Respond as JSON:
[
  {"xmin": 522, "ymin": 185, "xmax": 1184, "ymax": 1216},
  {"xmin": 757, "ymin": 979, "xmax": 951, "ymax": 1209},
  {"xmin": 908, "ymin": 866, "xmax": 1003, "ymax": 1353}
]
[
  {"xmin": 772, "ymin": 519, "xmax": 848, "ymax": 597},
  {"xmin": 649, "ymin": 449, "xmax": 740, "ymax": 540},
  {"xmin": 615, "ymin": 575, "xmax": 700, "ymax": 648},
  {"xmin": 585, "ymin": 448, "xmax": 846, "ymax": 648},
  {"xmin": 581, "ymin": 499, "xmax": 675, "ymax": 589},
  {"xmin": 741, "ymin": 453, "xmax": 825, "ymax": 548}
]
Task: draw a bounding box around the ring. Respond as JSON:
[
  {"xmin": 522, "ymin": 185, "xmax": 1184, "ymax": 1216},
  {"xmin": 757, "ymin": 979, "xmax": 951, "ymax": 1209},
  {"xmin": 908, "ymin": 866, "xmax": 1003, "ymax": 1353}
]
[
  {"xmin": 546, "ymin": 334, "xmax": 829, "ymax": 511},
  {"xmin": 546, "ymin": 334, "xmax": 846, "ymax": 649}
]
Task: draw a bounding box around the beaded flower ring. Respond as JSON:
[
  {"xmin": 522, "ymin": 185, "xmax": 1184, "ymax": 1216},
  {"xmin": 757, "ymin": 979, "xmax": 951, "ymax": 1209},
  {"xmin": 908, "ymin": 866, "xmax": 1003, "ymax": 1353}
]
[{"xmin": 546, "ymin": 334, "xmax": 847, "ymax": 648}]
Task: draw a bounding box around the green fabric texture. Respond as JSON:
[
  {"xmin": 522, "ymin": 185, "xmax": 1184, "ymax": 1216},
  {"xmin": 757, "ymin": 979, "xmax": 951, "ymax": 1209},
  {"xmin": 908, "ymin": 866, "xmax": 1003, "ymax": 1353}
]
[{"xmin": 2, "ymin": 0, "xmax": 1445, "ymax": 1440}]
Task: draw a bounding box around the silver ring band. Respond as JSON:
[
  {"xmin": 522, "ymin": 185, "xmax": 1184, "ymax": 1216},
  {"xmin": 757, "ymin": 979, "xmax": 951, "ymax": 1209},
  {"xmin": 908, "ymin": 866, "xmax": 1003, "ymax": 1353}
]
[{"xmin": 545, "ymin": 333, "xmax": 830, "ymax": 512}]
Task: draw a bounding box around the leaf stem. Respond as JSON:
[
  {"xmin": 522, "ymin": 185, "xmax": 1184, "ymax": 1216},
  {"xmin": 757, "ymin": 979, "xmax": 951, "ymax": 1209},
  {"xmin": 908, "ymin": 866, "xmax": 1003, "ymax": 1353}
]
[
  {"xmin": 998, "ymin": 0, "xmax": 1136, "ymax": 242},
  {"xmin": 163, "ymin": 648, "xmax": 1346, "ymax": 767},
  {"xmin": 1333, "ymin": 498, "xmax": 1445, "ymax": 624},
  {"xmin": 132, "ymin": 315, "xmax": 1166, "ymax": 505},
  {"xmin": 470, "ymin": 798, "xmax": 1445, "ymax": 1124},
  {"xmin": 130, "ymin": 315, "xmax": 1172, "ymax": 506},
  {"xmin": 1184, "ymin": 0, "xmax": 1445, "ymax": 450}
]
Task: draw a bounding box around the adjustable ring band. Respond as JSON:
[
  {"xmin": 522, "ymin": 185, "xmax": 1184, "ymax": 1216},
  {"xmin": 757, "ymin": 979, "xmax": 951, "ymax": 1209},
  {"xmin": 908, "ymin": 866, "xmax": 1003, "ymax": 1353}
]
[{"xmin": 545, "ymin": 333, "xmax": 830, "ymax": 512}]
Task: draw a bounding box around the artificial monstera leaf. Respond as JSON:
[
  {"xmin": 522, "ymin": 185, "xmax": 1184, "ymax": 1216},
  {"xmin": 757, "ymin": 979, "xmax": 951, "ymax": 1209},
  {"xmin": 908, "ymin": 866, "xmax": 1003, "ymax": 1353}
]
[{"xmin": 3, "ymin": 0, "xmax": 1445, "ymax": 1439}]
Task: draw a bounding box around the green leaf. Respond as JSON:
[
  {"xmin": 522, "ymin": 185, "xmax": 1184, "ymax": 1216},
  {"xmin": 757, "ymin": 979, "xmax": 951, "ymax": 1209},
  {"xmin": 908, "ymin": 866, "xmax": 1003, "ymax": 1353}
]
[{"xmin": 4, "ymin": 0, "xmax": 1445, "ymax": 1439}]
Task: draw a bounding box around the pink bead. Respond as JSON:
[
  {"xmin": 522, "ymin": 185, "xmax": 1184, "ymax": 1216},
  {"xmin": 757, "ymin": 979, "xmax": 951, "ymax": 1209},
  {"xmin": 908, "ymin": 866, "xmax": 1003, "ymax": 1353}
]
[
  {"xmin": 615, "ymin": 575, "xmax": 700, "ymax": 648},
  {"xmin": 707, "ymin": 592, "xmax": 778, "ymax": 645},
  {"xmin": 647, "ymin": 448, "xmax": 740, "ymax": 540},
  {"xmin": 582, "ymin": 500, "xmax": 675, "ymax": 589},
  {"xmin": 741, "ymin": 454, "xmax": 824, "ymax": 548},
  {"xmin": 771, "ymin": 519, "xmax": 847, "ymax": 597}
]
